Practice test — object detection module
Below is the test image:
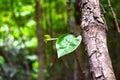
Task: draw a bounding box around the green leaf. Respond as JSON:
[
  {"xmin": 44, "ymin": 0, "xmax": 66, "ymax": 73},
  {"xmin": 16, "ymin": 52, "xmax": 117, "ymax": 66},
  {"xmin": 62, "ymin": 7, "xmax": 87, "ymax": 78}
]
[
  {"xmin": 0, "ymin": 56, "xmax": 5, "ymax": 65},
  {"xmin": 56, "ymin": 34, "xmax": 82, "ymax": 58}
]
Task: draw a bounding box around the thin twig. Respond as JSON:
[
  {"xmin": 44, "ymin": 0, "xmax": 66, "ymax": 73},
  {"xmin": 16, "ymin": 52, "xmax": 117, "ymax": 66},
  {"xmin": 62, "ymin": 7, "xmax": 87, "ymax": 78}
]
[
  {"xmin": 100, "ymin": 3, "xmax": 108, "ymax": 30},
  {"xmin": 67, "ymin": 0, "xmax": 73, "ymax": 33},
  {"xmin": 46, "ymin": 38, "xmax": 57, "ymax": 41},
  {"xmin": 100, "ymin": 4, "xmax": 106, "ymax": 15},
  {"xmin": 107, "ymin": 0, "xmax": 120, "ymax": 34}
]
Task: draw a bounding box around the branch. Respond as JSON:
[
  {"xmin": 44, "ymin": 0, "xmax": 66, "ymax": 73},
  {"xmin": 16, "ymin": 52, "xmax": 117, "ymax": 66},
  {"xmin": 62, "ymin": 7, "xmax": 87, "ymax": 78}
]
[
  {"xmin": 67, "ymin": 0, "xmax": 85, "ymax": 80},
  {"xmin": 107, "ymin": 0, "xmax": 120, "ymax": 34},
  {"xmin": 74, "ymin": 50, "xmax": 85, "ymax": 80},
  {"xmin": 0, "ymin": 47, "xmax": 12, "ymax": 65}
]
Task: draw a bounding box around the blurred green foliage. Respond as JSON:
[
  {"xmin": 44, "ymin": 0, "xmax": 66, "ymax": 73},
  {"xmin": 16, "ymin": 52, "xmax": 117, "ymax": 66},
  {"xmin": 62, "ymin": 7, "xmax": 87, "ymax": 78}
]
[
  {"xmin": 0, "ymin": 56, "xmax": 5, "ymax": 65},
  {"xmin": 0, "ymin": 0, "xmax": 120, "ymax": 80}
]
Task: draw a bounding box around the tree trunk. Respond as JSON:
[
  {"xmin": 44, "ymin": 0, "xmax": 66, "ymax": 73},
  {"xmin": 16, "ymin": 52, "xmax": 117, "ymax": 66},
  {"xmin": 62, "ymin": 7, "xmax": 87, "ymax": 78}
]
[
  {"xmin": 35, "ymin": 0, "xmax": 44, "ymax": 80},
  {"xmin": 79, "ymin": 0, "xmax": 116, "ymax": 80}
]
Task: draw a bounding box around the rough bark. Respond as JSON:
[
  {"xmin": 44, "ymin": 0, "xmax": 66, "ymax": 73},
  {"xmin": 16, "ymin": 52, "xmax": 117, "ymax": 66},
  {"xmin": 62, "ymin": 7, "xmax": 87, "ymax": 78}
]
[
  {"xmin": 79, "ymin": 0, "xmax": 116, "ymax": 80},
  {"xmin": 35, "ymin": 0, "xmax": 44, "ymax": 80}
]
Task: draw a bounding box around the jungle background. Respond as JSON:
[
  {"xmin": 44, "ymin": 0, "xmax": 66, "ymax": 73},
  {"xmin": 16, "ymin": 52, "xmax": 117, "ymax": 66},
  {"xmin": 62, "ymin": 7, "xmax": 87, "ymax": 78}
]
[{"xmin": 0, "ymin": 0, "xmax": 120, "ymax": 80}]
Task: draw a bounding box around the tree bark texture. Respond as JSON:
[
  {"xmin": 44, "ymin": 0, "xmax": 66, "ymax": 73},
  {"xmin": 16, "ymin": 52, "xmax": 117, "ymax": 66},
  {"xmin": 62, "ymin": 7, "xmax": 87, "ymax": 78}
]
[
  {"xmin": 79, "ymin": 0, "xmax": 116, "ymax": 80},
  {"xmin": 35, "ymin": 0, "xmax": 44, "ymax": 80}
]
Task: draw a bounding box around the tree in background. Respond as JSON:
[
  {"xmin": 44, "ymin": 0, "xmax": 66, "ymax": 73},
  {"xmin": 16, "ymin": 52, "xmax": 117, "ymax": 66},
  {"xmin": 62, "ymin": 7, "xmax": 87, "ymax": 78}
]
[{"xmin": 35, "ymin": 0, "xmax": 44, "ymax": 80}]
